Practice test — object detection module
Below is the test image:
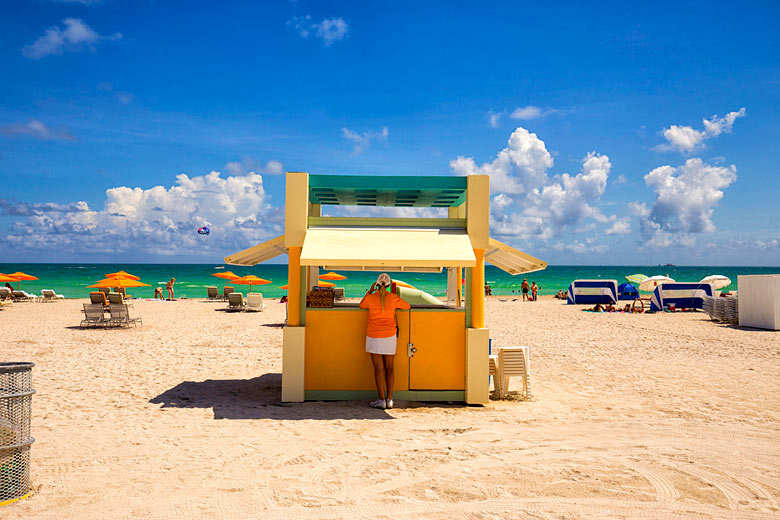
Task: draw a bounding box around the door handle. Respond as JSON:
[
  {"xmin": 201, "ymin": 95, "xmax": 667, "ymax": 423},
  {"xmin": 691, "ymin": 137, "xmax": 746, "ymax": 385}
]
[{"xmin": 407, "ymin": 343, "xmax": 417, "ymax": 358}]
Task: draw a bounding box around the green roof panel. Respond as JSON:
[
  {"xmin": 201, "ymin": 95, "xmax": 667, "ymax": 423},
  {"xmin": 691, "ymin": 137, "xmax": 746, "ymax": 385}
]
[{"xmin": 308, "ymin": 174, "xmax": 467, "ymax": 207}]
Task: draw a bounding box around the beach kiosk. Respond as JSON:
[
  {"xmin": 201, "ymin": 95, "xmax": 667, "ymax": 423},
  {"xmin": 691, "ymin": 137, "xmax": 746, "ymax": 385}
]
[{"xmin": 226, "ymin": 172, "xmax": 546, "ymax": 404}]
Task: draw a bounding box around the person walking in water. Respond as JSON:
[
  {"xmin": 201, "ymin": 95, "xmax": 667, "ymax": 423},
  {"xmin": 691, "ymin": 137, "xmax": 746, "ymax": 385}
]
[
  {"xmin": 521, "ymin": 278, "xmax": 530, "ymax": 301},
  {"xmin": 166, "ymin": 277, "xmax": 176, "ymax": 300},
  {"xmin": 359, "ymin": 273, "xmax": 411, "ymax": 409}
]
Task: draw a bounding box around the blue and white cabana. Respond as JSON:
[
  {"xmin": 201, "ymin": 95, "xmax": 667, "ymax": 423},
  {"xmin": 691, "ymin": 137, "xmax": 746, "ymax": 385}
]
[
  {"xmin": 649, "ymin": 283, "xmax": 714, "ymax": 312},
  {"xmin": 566, "ymin": 279, "xmax": 618, "ymax": 305},
  {"xmin": 618, "ymin": 282, "xmax": 639, "ymax": 300}
]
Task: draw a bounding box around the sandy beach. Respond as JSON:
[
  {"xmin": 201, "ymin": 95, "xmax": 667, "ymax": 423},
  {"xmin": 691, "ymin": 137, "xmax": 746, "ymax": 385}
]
[{"xmin": 2, "ymin": 296, "xmax": 779, "ymax": 519}]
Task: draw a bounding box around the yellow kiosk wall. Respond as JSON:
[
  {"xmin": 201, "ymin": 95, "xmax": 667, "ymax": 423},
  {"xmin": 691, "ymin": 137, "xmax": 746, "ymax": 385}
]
[{"xmin": 304, "ymin": 309, "xmax": 465, "ymax": 394}]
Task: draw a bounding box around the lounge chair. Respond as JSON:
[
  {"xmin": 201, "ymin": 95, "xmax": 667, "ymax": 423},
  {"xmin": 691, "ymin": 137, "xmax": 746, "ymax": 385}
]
[
  {"xmin": 206, "ymin": 286, "xmax": 219, "ymax": 300},
  {"xmin": 0, "ymin": 288, "xmax": 12, "ymax": 300},
  {"xmin": 108, "ymin": 304, "xmax": 142, "ymax": 327},
  {"xmin": 496, "ymin": 346, "xmax": 531, "ymax": 400},
  {"xmin": 41, "ymin": 289, "xmax": 64, "ymax": 302},
  {"xmin": 245, "ymin": 292, "xmax": 265, "ymax": 312},
  {"xmin": 108, "ymin": 292, "xmax": 133, "ymax": 308},
  {"xmin": 223, "ymin": 286, "xmax": 235, "ymax": 301},
  {"xmin": 90, "ymin": 292, "xmax": 108, "ymax": 306},
  {"xmin": 227, "ymin": 292, "xmax": 245, "ymax": 311},
  {"xmin": 12, "ymin": 290, "xmax": 34, "ymax": 302},
  {"xmin": 81, "ymin": 303, "xmax": 107, "ymax": 327}
]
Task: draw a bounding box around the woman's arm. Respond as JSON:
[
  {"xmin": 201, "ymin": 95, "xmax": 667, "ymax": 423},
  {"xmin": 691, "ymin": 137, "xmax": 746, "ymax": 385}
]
[{"xmin": 359, "ymin": 283, "xmax": 376, "ymax": 308}]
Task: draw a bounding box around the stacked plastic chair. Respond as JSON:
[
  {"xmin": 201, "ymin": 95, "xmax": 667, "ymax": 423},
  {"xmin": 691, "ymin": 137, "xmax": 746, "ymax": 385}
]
[{"xmin": 0, "ymin": 362, "xmax": 35, "ymax": 506}]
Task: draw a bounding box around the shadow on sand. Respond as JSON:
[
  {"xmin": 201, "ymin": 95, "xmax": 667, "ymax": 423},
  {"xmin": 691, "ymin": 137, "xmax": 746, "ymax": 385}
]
[{"xmin": 149, "ymin": 373, "xmax": 394, "ymax": 420}]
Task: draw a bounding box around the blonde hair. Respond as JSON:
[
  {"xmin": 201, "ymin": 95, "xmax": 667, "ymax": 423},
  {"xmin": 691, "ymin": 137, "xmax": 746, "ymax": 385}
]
[{"xmin": 379, "ymin": 284, "xmax": 386, "ymax": 312}]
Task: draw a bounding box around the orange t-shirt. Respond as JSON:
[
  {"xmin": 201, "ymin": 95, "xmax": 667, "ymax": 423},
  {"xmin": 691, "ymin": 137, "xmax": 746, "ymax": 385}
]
[{"xmin": 359, "ymin": 291, "xmax": 411, "ymax": 338}]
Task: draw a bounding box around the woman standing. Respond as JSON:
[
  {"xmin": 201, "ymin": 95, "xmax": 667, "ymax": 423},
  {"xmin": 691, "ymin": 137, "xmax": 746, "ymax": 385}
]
[
  {"xmin": 166, "ymin": 277, "xmax": 176, "ymax": 300},
  {"xmin": 359, "ymin": 273, "xmax": 411, "ymax": 409}
]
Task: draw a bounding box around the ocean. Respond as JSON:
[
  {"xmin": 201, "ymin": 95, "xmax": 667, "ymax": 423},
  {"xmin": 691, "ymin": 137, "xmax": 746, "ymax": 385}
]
[{"xmin": 1, "ymin": 263, "xmax": 777, "ymax": 300}]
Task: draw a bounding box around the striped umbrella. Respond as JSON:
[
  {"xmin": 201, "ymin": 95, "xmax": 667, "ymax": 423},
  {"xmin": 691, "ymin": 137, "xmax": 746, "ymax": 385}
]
[{"xmin": 626, "ymin": 274, "xmax": 648, "ymax": 285}]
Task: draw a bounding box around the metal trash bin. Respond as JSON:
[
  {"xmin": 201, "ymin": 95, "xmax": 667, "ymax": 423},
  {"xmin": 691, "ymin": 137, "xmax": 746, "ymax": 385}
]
[{"xmin": 0, "ymin": 362, "xmax": 34, "ymax": 506}]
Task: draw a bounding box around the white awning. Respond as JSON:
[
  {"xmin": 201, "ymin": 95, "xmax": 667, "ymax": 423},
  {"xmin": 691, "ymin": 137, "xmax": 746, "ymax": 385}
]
[
  {"xmin": 300, "ymin": 227, "xmax": 476, "ymax": 271},
  {"xmin": 224, "ymin": 235, "xmax": 287, "ymax": 266},
  {"xmin": 485, "ymin": 237, "xmax": 547, "ymax": 275}
]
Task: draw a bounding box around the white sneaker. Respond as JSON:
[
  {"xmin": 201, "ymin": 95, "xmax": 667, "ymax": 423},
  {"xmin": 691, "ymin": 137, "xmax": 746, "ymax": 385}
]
[
  {"xmin": 369, "ymin": 399, "xmax": 386, "ymax": 409},
  {"xmin": 386, "ymin": 399, "xmax": 394, "ymax": 409}
]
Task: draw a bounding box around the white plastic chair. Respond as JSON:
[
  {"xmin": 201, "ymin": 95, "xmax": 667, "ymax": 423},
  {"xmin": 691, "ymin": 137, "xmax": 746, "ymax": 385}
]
[
  {"xmin": 488, "ymin": 354, "xmax": 501, "ymax": 395},
  {"xmin": 245, "ymin": 292, "xmax": 265, "ymax": 312},
  {"xmin": 497, "ymin": 346, "xmax": 531, "ymax": 400}
]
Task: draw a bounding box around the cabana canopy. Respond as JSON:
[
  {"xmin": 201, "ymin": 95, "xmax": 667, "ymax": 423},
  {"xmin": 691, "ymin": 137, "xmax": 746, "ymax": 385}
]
[
  {"xmin": 226, "ymin": 232, "xmax": 546, "ymax": 276},
  {"xmin": 224, "ymin": 234, "xmax": 286, "ymax": 266},
  {"xmin": 485, "ymin": 237, "xmax": 547, "ymax": 275},
  {"xmin": 300, "ymin": 227, "xmax": 475, "ymax": 272}
]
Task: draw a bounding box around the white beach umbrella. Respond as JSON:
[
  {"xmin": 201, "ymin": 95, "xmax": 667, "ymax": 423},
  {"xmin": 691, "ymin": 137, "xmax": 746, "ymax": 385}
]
[
  {"xmin": 700, "ymin": 275, "xmax": 732, "ymax": 290},
  {"xmin": 638, "ymin": 275, "xmax": 674, "ymax": 292}
]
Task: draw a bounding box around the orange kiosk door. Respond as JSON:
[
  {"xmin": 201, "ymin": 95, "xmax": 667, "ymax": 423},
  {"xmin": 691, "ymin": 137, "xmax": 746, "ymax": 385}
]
[{"xmin": 408, "ymin": 311, "xmax": 465, "ymax": 390}]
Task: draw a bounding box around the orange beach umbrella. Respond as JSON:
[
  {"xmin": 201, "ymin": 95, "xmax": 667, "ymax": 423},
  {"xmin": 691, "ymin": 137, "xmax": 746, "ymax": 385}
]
[
  {"xmin": 4, "ymin": 271, "xmax": 38, "ymax": 290},
  {"xmin": 212, "ymin": 271, "xmax": 241, "ymax": 280},
  {"xmin": 106, "ymin": 270, "xmax": 140, "ymax": 280},
  {"xmin": 88, "ymin": 278, "xmax": 151, "ymax": 289},
  {"xmin": 232, "ymin": 275, "xmax": 272, "ymax": 292},
  {"xmin": 319, "ymin": 271, "xmax": 347, "ymax": 281},
  {"xmin": 0, "ymin": 273, "xmax": 17, "ymax": 283}
]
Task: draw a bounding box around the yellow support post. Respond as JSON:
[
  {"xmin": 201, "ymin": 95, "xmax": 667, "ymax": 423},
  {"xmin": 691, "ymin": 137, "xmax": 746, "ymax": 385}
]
[
  {"xmin": 285, "ymin": 171, "xmax": 309, "ymax": 248},
  {"xmin": 466, "ymin": 175, "xmax": 489, "ymax": 249},
  {"xmin": 282, "ymin": 326, "xmax": 305, "ymax": 402},
  {"xmin": 465, "ymin": 328, "xmax": 489, "ymax": 404},
  {"xmin": 471, "ymin": 248, "xmax": 485, "ymax": 328},
  {"xmin": 287, "ymin": 246, "xmax": 302, "ymax": 327}
]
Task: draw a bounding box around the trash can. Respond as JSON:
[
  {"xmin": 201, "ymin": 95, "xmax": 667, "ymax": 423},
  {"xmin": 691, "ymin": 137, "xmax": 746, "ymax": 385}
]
[{"xmin": 0, "ymin": 362, "xmax": 34, "ymax": 506}]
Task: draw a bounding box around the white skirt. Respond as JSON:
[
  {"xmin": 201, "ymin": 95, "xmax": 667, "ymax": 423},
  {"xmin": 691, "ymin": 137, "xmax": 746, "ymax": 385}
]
[{"xmin": 366, "ymin": 335, "xmax": 397, "ymax": 355}]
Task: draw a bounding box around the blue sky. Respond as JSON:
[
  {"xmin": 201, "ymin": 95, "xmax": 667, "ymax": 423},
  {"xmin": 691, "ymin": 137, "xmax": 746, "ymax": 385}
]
[{"xmin": 1, "ymin": 1, "xmax": 779, "ymax": 265}]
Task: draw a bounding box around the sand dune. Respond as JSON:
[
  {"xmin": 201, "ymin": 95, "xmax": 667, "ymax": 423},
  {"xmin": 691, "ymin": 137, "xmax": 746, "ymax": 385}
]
[{"xmin": 3, "ymin": 296, "xmax": 779, "ymax": 519}]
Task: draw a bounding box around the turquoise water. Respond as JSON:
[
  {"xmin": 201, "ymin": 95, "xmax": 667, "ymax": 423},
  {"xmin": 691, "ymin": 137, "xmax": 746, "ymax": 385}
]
[{"xmin": 1, "ymin": 263, "xmax": 777, "ymax": 300}]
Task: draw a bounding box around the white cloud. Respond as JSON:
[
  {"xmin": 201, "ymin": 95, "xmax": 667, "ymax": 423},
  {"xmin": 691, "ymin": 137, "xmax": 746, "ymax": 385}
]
[
  {"xmin": 452, "ymin": 127, "xmax": 615, "ymax": 241},
  {"xmin": 633, "ymin": 158, "xmax": 737, "ymax": 247},
  {"xmin": 341, "ymin": 126, "xmax": 388, "ymax": 154},
  {"xmin": 287, "ymin": 15, "xmax": 312, "ymax": 38},
  {"xmin": 21, "ymin": 18, "xmax": 121, "ymax": 60},
  {"xmin": 656, "ymin": 108, "xmax": 746, "ymax": 153},
  {"xmin": 643, "ymin": 158, "xmax": 736, "ymax": 234},
  {"xmin": 450, "ymin": 127, "xmax": 553, "ymax": 194},
  {"xmin": 487, "ymin": 110, "xmax": 503, "ymax": 128},
  {"xmin": 510, "ymin": 106, "xmax": 560, "ymax": 121},
  {"xmin": 224, "ymin": 158, "xmax": 284, "ymax": 176},
  {"xmin": 510, "ymin": 106, "xmax": 543, "ymax": 120},
  {"xmin": 288, "ymin": 15, "xmax": 348, "ymax": 46},
  {"xmin": 605, "ymin": 217, "xmax": 631, "ymax": 235},
  {"xmin": 313, "ymin": 18, "xmax": 348, "ymax": 46},
  {"xmin": 613, "ymin": 174, "xmax": 627, "ymax": 185},
  {"xmin": 0, "ymin": 120, "xmax": 75, "ymax": 141},
  {"xmin": 5, "ymin": 171, "xmax": 281, "ymax": 256},
  {"xmin": 552, "ymin": 240, "xmax": 609, "ymax": 255}
]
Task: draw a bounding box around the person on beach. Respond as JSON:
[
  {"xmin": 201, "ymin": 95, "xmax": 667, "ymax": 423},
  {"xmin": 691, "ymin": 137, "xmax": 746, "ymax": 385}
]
[
  {"xmin": 521, "ymin": 278, "xmax": 529, "ymax": 301},
  {"xmin": 166, "ymin": 277, "xmax": 175, "ymax": 300},
  {"xmin": 154, "ymin": 287, "xmax": 164, "ymax": 300},
  {"xmin": 531, "ymin": 282, "xmax": 538, "ymax": 301},
  {"xmin": 359, "ymin": 273, "xmax": 411, "ymax": 410}
]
